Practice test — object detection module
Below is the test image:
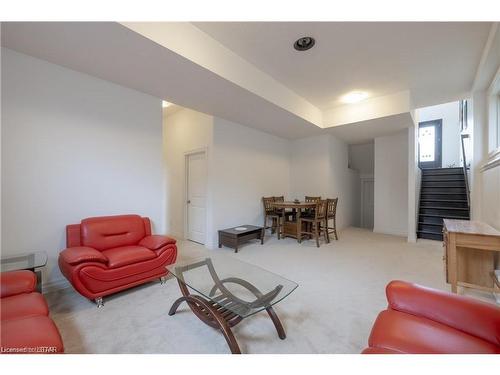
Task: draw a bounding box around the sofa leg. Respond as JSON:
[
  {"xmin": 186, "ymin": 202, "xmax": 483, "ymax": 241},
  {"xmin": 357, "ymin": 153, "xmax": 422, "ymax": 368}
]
[
  {"xmin": 95, "ymin": 297, "xmax": 104, "ymax": 308},
  {"xmin": 160, "ymin": 276, "xmax": 168, "ymax": 285}
]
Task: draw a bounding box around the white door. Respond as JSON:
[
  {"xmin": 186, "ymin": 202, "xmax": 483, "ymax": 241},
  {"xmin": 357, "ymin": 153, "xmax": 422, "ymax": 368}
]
[
  {"xmin": 186, "ymin": 152, "xmax": 207, "ymax": 244},
  {"xmin": 361, "ymin": 179, "xmax": 374, "ymax": 230}
]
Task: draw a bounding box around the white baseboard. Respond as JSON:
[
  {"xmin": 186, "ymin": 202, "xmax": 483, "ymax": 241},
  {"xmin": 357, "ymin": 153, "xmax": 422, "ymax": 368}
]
[{"xmin": 373, "ymin": 227, "xmax": 408, "ymax": 238}]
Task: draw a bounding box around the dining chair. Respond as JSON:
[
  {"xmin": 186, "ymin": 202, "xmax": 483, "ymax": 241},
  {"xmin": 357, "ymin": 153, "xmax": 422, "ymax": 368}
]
[
  {"xmin": 262, "ymin": 196, "xmax": 283, "ymax": 239},
  {"xmin": 304, "ymin": 196, "xmax": 321, "ymax": 203},
  {"xmin": 325, "ymin": 198, "xmax": 339, "ymax": 241},
  {"xmin": 304, "ymin": 196, "xmax": 321, "ymax": 217},
  {"xmin": 299, "ymin": 200, "xmax": 328, "ymax": 247}
]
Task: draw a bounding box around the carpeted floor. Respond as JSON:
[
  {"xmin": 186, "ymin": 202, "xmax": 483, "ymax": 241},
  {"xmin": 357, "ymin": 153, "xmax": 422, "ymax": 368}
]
[{"xmin": 44, "ymin": 227, "xmax": 494, "ymax": 354}]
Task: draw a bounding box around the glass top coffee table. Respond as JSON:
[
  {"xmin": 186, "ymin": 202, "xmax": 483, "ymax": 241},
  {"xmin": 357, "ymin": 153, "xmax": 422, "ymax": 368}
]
[
  {"xmin": 1, "ymin": 252, "xmax": 48, "ymax": 292},
  {"xmin": 166, "ymin": 255, "xmax": 298, "ymax": 354}
]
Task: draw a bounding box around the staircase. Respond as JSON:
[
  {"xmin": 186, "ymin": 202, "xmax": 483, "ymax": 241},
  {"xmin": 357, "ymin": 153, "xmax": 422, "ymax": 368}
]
[{"xmin": 417, "ymin": 167, "xmax": 470, "ymax": 241}]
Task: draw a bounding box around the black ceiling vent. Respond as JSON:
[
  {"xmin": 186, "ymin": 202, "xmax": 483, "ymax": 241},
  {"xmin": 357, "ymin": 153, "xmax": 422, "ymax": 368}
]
[{"xmin": 293, "ymin": 36, "xmax": 315, "ymax": 51}]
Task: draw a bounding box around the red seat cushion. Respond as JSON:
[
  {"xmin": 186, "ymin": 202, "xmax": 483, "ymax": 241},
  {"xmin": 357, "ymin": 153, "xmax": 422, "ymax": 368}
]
[
  {"xmin": 369, "ymin": 310, "xmax": 500, "ymax": 354},
  {"xmin": 0, "ymin": 316, "xmax": 64, "ymax": 353},
  {"xmin": 101, "ymin": 246, "xmax": 157, "ymax": 269},
  {"xmin": 1, "ymin": 293, "xmax": 48, "ymax": 321}
]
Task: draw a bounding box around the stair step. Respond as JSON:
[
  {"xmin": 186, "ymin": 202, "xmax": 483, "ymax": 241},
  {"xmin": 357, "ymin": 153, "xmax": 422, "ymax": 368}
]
[
  {"xmin": 421, "ymin": 168, "xmax": 463, "ymax": 175},
  {"xmin": 420, "ymin": 199, "xmax": 467, "ymax": 203},
  {"xmin": 421, "ymin": 187, "xmax": 467, "ymax": 193},
  {"xmin": 417, "ymin": 231, "xmax": 443, "ymax": 241},
  {"xmin": 417, "ymin": 228, "xmax": 443, "ymax": 235},
  {"xmin": 421, "ymin": 192, "xmax": 467, "ymax": 196},
  {"xmin": 420, "ymin": 206, "xmax": 469, "ymax": 211},
  {"xmin": 421, "ymin": 175, "xmax": 465, "ymax": 181},
  {"xmin": 421, "ymin": 183, "xmax": 466, "ymax": 188},
  {"xmin": 418, "ymin": 222, "xmax": 442, "ymax": 226},
  {"xmin": 419, "ymin": 213, "xmax": 470, "ymax": 219},
  {"xmin": 419, "ymin": 207, "xmax": 470, "ymax": 217}
]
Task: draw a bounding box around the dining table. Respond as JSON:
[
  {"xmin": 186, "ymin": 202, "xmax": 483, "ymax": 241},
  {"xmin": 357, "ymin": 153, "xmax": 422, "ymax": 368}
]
[{"xmin": 270, "ymin": 201, "xmax": 317, "ymax": 241}]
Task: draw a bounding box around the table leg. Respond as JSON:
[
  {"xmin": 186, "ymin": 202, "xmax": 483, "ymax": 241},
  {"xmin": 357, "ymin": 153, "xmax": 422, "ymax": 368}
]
[
  {"xmin": 297, "ymin": 208, "xmax": 302, "ymax": 243},
  {"xmin": 266, "ymin": 306, "xmax": 286, "ymax": 339},
  {"xmin": 169, "ymin": 294, "xmax": 241, "ymax": 354},
  {"xmin": 449, "ymin": 233, "xmax": 458, "ymax": 293}
]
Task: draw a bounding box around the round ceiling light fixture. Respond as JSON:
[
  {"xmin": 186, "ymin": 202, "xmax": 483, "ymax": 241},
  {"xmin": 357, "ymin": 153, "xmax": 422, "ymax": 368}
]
[
  {"xmin": 294, "ymin": 36, "xmax": 315, "ymax": 51},
  {"xmin": 341, "ymin": 91, "xmax": 369, "ymax": 104}
]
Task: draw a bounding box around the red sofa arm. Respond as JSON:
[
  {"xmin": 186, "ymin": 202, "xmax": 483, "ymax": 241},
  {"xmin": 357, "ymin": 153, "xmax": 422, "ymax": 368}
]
[
  {"xmin": 139, "ymin": 235, "xmax": 176, "ymax": 250},
  {"xmin": 0, "ymin": 270, "xmax": 37, "ymax": 298},
  {"xmin": 59, "ymin": 246, "xmax": 108, "ymax": 266},
  {"xmin": 386, "ymin": 280, "xmax": 500, "ymax": 346}
]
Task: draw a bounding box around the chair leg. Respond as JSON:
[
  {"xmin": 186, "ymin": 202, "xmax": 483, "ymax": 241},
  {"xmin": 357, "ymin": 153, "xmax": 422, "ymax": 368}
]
[
  {"xmin": 297, "ymin": 219, "xmax": 302, "ymax": 243},
  {"xmin": 323, "ymin": 220, "xmax": 329, "ymax": 243},
  {"xmin": 334, "ymin": 217, "xmax": 338, "ymax": 240},
  {"xmin": 277, "ymin": 216, "xmax": 281, "ymax": 240},
  {"xmin": 324, "ymin": 219, "xmax": 330, "ymax": 243},
  {"xmin": 314, "ymin": 222, "xmax": 320, "ymax": 248}
]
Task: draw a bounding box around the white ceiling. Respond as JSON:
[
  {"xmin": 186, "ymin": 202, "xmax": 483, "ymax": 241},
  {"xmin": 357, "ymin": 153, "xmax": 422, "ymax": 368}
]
[
  {"xmin": 193, "ymin": 22, "xmax": 492, "ymax": 109},
  {"xmin": 1, "ymin": 22, "xmax": 494, "ymax": 144},
  {"xmin": 1, "ymin": 22, "xmax": 322, "ymax": 139},
  {"xmin": 328, "ymin": 112, "xmax": 414, "ymax": 144}
]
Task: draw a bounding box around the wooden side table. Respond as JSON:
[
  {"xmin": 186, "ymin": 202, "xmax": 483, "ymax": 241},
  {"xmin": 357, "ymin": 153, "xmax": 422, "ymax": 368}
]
[
  {"xmin": 443, "ymin": 219, "xmax": 500, "ymax": 294},
  {"xmin": 218, "ymin": 225, "xmax": 264, "ymax": 253}
]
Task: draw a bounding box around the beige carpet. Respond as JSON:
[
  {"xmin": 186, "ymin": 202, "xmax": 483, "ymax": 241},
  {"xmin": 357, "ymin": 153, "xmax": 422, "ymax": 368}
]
[{"xmin": 44, "ymin": 227, "xmax": 494, "ymax": 354}]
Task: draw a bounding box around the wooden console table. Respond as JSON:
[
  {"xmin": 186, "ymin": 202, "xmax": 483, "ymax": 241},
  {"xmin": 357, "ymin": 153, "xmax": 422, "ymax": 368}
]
[{"xmin": 443, "ymin": 219, "xmax": 500, "ymax": 294}]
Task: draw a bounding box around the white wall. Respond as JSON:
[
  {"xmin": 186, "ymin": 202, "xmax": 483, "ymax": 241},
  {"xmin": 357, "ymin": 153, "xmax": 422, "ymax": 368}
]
[
  {"xmin": 418, "ymin": 101, "xmax": 461, "ymax": 168},
  {"xmin": 1, "ymin": 48, "xmax": 164, "ymax": 288},
  {"xmin": 210, "ymin": 118, "xmax": 290, "ymax": 248},
  {"xmin": 348, "ymin": 143, "xmax": 374, "ymax": 175},
  {"xmin": 374, "ymin": 129, "xmax": 409, "ymax": 237},
  {"xmin": 290, "ymin": 134, "xmax": 358, "ymax": 230},
  {"xmin": 163, "ymin": 109, "xmax": 290, "ymax": 249},
  {"xmin": 163, "ymin": 107, "xmax": 213, "ymax": 240}
]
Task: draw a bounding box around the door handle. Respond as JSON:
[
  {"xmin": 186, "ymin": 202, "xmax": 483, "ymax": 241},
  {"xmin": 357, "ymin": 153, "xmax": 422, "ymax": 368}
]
[{"xmin": 187, "ymin": 200, "xmax": 191, "ymax": 204}]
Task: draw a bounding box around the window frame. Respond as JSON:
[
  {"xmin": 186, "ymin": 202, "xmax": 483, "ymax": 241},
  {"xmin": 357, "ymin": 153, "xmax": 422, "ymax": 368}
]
[{"xmin": 482, "ymin": 66, "xmax": 500, "ymax": 171}]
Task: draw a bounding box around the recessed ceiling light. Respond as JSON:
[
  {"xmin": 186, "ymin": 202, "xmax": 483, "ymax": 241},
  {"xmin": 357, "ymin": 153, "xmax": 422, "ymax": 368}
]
[
  {"xmin": 162, "ymin": 101, "xmax": 171, "ymax": 108},
  {"xmin": 294, "ymin": 36, "xmax": 315, "ymax": 51},
  {"xmin": 341, "ymin": 91, "xmax": 369, "ymax": 104}
]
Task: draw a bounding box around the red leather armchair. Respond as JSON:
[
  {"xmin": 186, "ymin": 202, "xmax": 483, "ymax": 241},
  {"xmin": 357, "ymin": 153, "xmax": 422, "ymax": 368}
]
[
  {"xmin": 1, "ymin": 270, "xmax": 64, "ymax": 354},
  {"xmin": 58, "ymin": 214, "xmax": 177, "ymax": 306},
  {"xmin": 363, "ymin": 280, "xmax": 500, "ymax": 354}
]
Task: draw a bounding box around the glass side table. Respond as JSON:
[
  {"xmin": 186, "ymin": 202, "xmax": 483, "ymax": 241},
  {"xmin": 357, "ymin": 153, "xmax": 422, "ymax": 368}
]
[{"xmin": 1, "ymin": 252, "xmax": 48, "ymax": 293}]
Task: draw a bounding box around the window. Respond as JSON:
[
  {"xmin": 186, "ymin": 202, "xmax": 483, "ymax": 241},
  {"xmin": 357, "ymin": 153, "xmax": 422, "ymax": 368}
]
[{"xmin": 482, "ymin": 68, "xmax": 500, "ymax": 171}]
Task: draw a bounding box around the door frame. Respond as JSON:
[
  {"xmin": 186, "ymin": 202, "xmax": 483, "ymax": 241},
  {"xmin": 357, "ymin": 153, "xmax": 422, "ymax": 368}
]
[
  {"xmin": 360, "ymin": 175, "xmax": 374, "ymax": 229},
  {"xmin": 418, "ymin": 119, "xmax": 443, "ymax": 169},
  {"xmin": 184, "ymin": 147, "xmax": 208, "ymax": 244}
]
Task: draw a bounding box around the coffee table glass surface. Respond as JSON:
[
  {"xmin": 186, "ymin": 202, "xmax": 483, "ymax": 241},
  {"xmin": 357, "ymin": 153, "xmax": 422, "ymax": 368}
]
[
  {"xmin": 167, "ymin": 255, "xmax": 298, "ymax": 318},
  {"xmin": 0, "ymin": 251, "xmax": 48, "ymax": 272}
]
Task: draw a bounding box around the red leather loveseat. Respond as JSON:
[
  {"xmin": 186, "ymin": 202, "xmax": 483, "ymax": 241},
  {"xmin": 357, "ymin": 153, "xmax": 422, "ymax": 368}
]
[
  {"xmin": 58, "ymin": 214, "xmax": 177, "ymax": 306},
  {"xmin": 1, "ymin": 270, "xmax": 64, "ymax": 354},
  {"xmin": 363, "ymin": 280, "xmax": 500, "ymax": 354}
]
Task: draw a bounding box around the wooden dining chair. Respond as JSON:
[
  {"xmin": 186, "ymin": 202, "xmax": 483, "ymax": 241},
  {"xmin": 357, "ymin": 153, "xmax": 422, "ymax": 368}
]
[
  {"xmin": 304, "ymin": 196, "xmax": 321, "ymax": 217},
  {"xmin": 304, "ymin": 196, "xmax": 321, "ymax": 203},
  {"xmin": 299, "ymin": 200, "xmax": 328, "ymax": 247},
  {"xmin": 325, "ymin": 198, "xmax": 339, "ymax": 241},
  {"xmin": 262, "ymin": 196, "xmax": 283, "ymax": 239}
]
